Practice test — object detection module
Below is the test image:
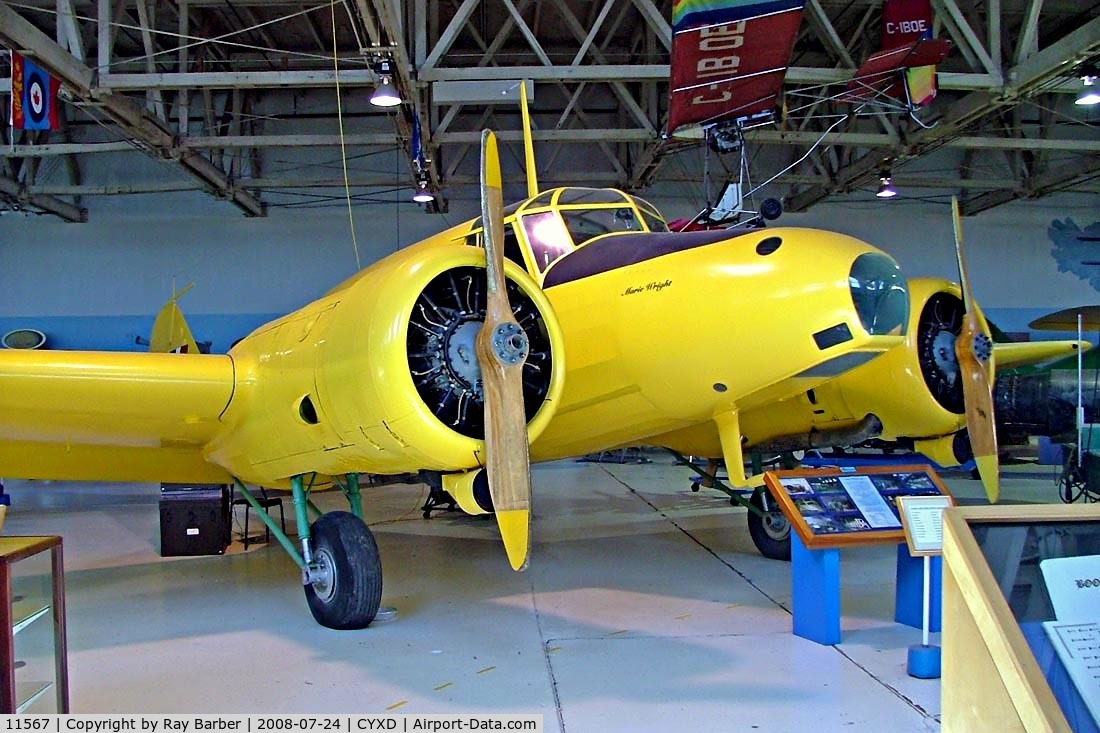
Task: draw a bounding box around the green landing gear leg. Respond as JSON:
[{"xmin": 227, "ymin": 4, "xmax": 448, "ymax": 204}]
[{"xmin": 235, "ymin": 474, "xmax": 383, "ymax": 629}]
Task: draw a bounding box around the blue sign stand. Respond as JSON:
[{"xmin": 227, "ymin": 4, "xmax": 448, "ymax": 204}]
[
  {"xmin": 792, "ymin": 537, "xmax": 945, "ymax": 647},
  {"xmin": 791, "ymin": 534, "xmax": 842, "ymax": 645},
  {"xmin": 895, "ymin": 545, "xmax": 942, "ymax": 631}
]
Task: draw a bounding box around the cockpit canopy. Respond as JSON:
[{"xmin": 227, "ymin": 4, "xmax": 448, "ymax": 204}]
[{"xmin": 468, "ymin": 187, "xmax": 669, "ymax": 280}]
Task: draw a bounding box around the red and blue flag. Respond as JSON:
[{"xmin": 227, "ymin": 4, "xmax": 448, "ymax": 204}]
[{"xmin": 9, "ymin": 51, "xmax": 61, "ymax": 131}]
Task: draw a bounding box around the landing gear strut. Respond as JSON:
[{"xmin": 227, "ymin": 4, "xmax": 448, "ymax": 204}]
[
  {"xmin": 746, "ymin": 487, "xmax": 791, "ymax": 561},
  {"xmin": 233, "ymin": 473, "xmax": 384, "ymax": 630}
]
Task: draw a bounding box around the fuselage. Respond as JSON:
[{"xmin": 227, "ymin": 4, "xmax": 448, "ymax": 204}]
[
  {"xmin": 0, "ymin": 187, "xmax": 911, "ymax": 488},
  {"xmin": 208, "ymin": 187, "xmax": 908, "ymax": 485}
]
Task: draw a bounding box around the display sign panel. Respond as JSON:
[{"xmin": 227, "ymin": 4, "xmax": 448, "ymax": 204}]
[
  {"xmin": 763, "ymin": 465, "xmax": 952, "ymax": 549},
  {"xmin": 897, "ymin": 494, "xmax": 956, "ymax": 556}
]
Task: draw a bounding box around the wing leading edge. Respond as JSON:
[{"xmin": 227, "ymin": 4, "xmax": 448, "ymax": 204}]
[{"xmin": 0, "ymin": 349, "xmax": 234, "ymax": 483}]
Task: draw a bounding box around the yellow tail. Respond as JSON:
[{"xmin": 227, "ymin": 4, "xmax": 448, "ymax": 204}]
[{"xmin": 149, "ymin": 283, "xmax": 200, "ymax": 354}]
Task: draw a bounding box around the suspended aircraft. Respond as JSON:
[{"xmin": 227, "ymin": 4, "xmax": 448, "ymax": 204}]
[
  {"xmin": 667, "ymin": 0, "xmax": 952, "ymax": 143},
  {"xmin": 663, "ymin": 0, "xmax": 954, "ymax": 230}
]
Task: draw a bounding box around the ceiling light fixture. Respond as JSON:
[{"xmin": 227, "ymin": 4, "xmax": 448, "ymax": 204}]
[
  {"xmin": 876, "ymin": 172, "xmax": 898, "ymax": 199},
  {"xmin": 370, "ymin": 58, "xmax": 402, "ymax": 108},
  {"xmin": 412, "ymin": 180, "xmax": 434, "ymax": 203},
  {"xmin": 1076, "ymin": 75, "xmax": 1100, "ymax": 106}
]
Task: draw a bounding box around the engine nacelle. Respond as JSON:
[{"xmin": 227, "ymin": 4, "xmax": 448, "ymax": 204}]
[
  {"xmin": 730, "ymin": 278, "xmax": 972, "ymax": 454},
  {"xmin": 442, "ymin": 469, "xmax": 494, "ymax": 515},
  {"xmin": 913, "ymin": 431, "xmax": 973, "ymax": 468},
  {"xmin": 205, "ymin": 243, "xmax": 566, "ymax": 485}
]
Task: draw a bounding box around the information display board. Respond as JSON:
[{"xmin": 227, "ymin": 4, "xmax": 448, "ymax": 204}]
[
  {"xmin": 762, "ymin": 465, "xmax": 953, "ymax": 550},
  {"xmin": 897, "ymin": 494, "xmax": 956, "ymax": 556}
]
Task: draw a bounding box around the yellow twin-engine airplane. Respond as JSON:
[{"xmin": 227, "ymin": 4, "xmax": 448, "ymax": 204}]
[{"xmin": 0, "ymin": 119, "xmax": 1081, "ymax": 629}]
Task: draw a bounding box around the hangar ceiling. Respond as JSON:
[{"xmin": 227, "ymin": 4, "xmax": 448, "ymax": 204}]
[{"xmin": 0, "ymin": 0, "xmax": 1097, "ymax": 222}]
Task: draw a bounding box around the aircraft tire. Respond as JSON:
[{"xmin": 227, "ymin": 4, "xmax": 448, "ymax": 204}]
[
  {"xmin": 747, "ymin": 487, "xmax": 791, "ymax": 561},
  {"xmin": 304, "ymin": 511, "xmax": 383, "ymax": 630}
]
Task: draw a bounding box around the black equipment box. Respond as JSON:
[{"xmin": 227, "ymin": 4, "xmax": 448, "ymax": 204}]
[{"xmin": 159, "ymin": 484, "xmax": 231, "ymax": 556}]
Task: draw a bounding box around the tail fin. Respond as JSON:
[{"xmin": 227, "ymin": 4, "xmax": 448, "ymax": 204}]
[{"xmin": 149, "ymin": 283, "xmax": 200, "ymax": 354}]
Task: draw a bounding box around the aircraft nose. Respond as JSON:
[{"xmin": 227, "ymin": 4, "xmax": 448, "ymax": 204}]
[{"xmin": 848, "ymin": 252, "xmax": 909, "ymax": 336}]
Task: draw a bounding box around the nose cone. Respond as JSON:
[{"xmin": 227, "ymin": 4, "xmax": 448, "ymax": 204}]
[{"xmin": 848, "ymin": 252, "xmax": 909, "ymax": 337}]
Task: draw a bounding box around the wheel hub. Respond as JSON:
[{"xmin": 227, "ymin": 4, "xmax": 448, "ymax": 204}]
[
  {"xmin": 306, "ymin": 547, "xmax": 337, "ymax": 602},
  {"xmin": 762, "ymin": 511, "xmax": 790, "ymax": 540}
]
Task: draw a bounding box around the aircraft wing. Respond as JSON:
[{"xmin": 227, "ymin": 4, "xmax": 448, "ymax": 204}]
[
  {"xmin": 842, "ymin": 38, "xmax": 952, "ymax": 104},
  {"xmin": 667, "ymin": 0, "xmax": 805, "ymax": 135},
  {"xmin": 994, "ymin": 340, "xmax": 1090, "ymax": 372},
  {"xmin": 1029, "ymin": 305, "xmax": 1100, "ymax": 332},
  {"xmin": 0, "ymin": 349, "xmax": 234, "ymax": 483}
]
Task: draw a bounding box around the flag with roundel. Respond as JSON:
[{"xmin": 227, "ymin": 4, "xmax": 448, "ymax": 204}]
[{"xmin": 10, "ymin": 51, "xmax": 61, "ymax": 130}]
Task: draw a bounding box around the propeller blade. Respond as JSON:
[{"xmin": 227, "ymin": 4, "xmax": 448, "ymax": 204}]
[
  {"xmin": 475, "ymin": 129, "xmax": 534, "ymax": 571},
  {"xmin": 951, "ymin": 197, "xmax": 1000, "ymax": 502}
]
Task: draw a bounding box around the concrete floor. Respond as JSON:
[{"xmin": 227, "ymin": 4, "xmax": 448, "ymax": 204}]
[{"xmin": 1, "ymin": 455, "xmax": 1069, "ymax": 728}]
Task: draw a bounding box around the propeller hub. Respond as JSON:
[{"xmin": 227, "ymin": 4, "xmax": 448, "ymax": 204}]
[
  {"xmin": 491, "ymin": 322, "xmax": 529, "ymax": 365},
  {"xmin": 973, "ymin": 332, "xmax": 993, "ymax": 363}
]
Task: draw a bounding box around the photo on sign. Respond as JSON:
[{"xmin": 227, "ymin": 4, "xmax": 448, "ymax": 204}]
[
  {"xmin": 806, "ymin": 515, "xmax": 846, "ymax": 534},
  {"xmin": 795, "ymin": 497, "xmax": 825, "ymax": 514},
  {"xmin": 781, "ymin": 478, "xmax": 814, "ymax": 496},
  {"xmin": 819, "ymin": 494, "xmax": 856, "ymax": 512}
]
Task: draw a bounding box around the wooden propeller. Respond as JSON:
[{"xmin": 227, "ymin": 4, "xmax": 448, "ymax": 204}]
[
  {"xmin": 475, "ymin": 129, "xmax": 534, "ymax": 571},
  {"xmin": 951, "ymin": 197, "xmax": 1000, "ymax": 503}
]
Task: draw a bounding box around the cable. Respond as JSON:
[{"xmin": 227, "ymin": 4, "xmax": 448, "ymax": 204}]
[
  {"xmin": 330, "ymin": 0, "xmax": 361, "ymax": 272},
  {"xmin": 742, "ymin": 114, "xmax": 849, "ymax": 200}
]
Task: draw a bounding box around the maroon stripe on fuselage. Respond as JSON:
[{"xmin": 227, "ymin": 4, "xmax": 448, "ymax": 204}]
[{"xmin": 542, "ymin": 228, "xmax": 756, "ymax": 289}]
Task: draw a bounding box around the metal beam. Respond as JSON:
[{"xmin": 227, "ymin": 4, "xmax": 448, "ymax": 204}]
[
  {"xmin": 1014, "ymin": 0, "xmax": 1044, "ymax": 65},
  {"xmin": 0, "ymin": 1, "xmax": 265, "ymax": 217},
  {"xmin": 419, "ymin": 65, "xmax": 1076, "ymax": 92},
  {"xmin": 961, "ymin": 155, "xmax": 1100, "ymax": 215},
  {"xmin": 628, "ymin": 0, "xmax": 671, "ymax": 50},
  {"xmin": 17, "ymin": 172, "xmax": 1100, "ymax": 198},
  {"xmin": 0, "ymin": 175, "xmax": 87, "ymax": 221},
  {"xmin": 934, "ymin": 0, "xmax": 1002, "ymax": 81},
  {"xmin": 99, "ymin": 69, "xmax": 378, "ymax": 90},
  {"xmin": 785, "ymin": 16, "xmax": 1100, "ymax": 212},
  {"xmin": 420, "ymin": 0, "xmax": 480, "ymax": 71},
  {"xmin": 6, "ymin": 130, "xmax": 1100, "ymax": 157}
]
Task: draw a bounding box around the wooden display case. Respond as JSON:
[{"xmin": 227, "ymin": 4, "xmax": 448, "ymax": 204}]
[
  {"xmin": 1, "ymin": 536, "xmax": 69, "ymax": 713},
  {"xmin": 942, "ymin": 504, "xmax": 1100, "ymax": 732}
]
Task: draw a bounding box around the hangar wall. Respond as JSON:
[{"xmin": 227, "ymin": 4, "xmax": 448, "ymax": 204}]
[{"xmin": 0, "ymin": 189, "xmax": 1096, "ymax": 352}]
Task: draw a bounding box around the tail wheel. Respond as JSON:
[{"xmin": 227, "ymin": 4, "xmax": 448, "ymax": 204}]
[
  {"xmin": 304, "ymin": 511, "xmax": 383, "ymax": 630},
  {"xmin": 407, "ymin": 266, "xmax": 553, "ymax": 439},
  {"xmin": 747, "ymin": 487, "xmax": 791, "ymax": 561},
  {"xmin": 917, "ymin": 292, "xmax": 966, "ymax": 414}
]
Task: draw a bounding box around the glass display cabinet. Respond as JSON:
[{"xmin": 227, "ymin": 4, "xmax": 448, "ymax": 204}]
[
  {"xmin": 1, "ymin": 536, "xmax": 69, "ymax": 713},
  {"xmin": 942, "ymin": 504, "xmax": 1100, "ymax": 733}
]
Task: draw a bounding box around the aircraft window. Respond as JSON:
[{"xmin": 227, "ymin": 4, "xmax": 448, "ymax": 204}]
[
  {"xmin": 627, "ymin": 195, "xmax": 670, "ymax": 232},
  {"xmin": 560, "ymin": 207, "xmax": 640, "ymax": 246},
  {"xmin": 529, "ymin": 191, "xmax": 555, "ymax": 207},
  {"xmin": 503, "ymin": 225, "xmax": 526, "ymax": 268},
  {"xmin": 639, "ymin": 209, "xmax": 669, "ymax": 232},
  {"xmin": 465, "ymin": 228, "xmax": 528, "ymax": 269},
  {"xmin": 557, "ymin": 188, "xmax": 630, "ymax": 205},
  {"xmin": 522, "ymin": 211, "xmax": 575, "ymax": 271}
]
